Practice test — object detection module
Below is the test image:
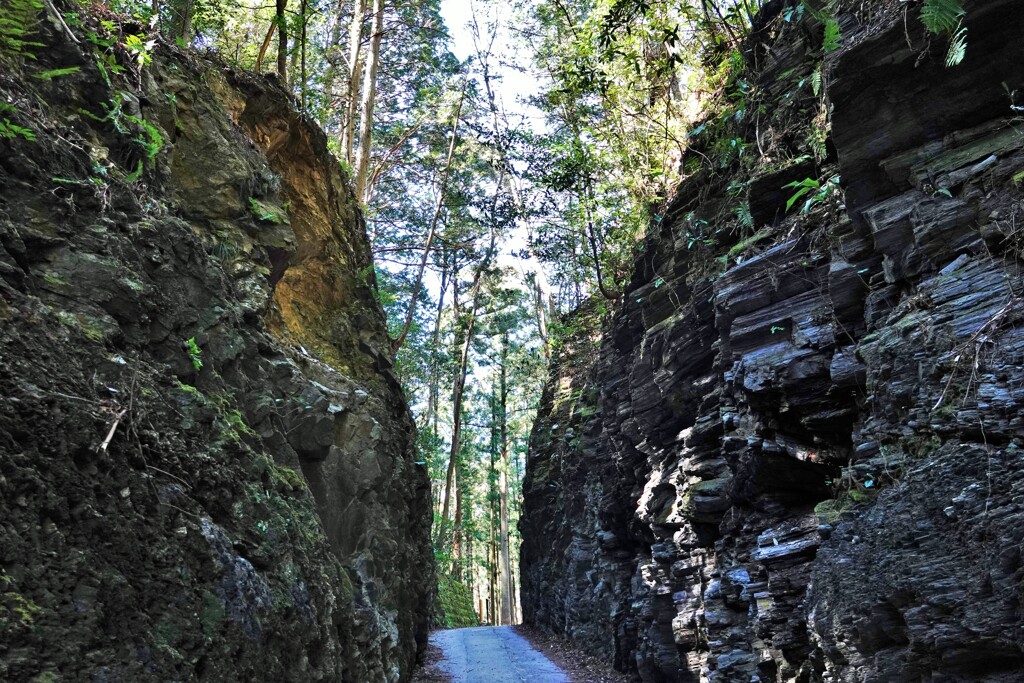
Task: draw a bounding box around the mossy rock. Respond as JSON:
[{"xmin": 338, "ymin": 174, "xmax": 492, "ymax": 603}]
[{"xmin": 435, "ymin": 573, "xmax": 478, "ymax": 628}]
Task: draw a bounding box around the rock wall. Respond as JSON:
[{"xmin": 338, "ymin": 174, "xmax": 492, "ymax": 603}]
[
  {"xmin": 0, "ymin": 6, "xmax": 431, "ymax": 682},
  {"xmin": 520, "ymin": 1, "xmax": 1024, "ymax": 680}
]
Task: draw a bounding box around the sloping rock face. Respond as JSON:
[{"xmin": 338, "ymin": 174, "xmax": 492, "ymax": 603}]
[
  {"xmin": 0, "ymin": 7, "xmax": 431, "ymax": 682},
  {"xmin": 521, "ymin": 1, "xmax": 1024, "ymax": 681}
]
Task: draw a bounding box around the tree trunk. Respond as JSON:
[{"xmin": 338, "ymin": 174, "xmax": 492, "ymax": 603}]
[
  {"xmin": 299, "ymin": 0, "xmax": 308, "ymax": 109},
  {"xmin": 451, "ymin": 459, "xmax": 463, "ymax": 576},
  {"xmin": 289, "ymin": 20, "xmax": 300, "ymax": 84},
  {"xmin": 526, "ymin": 272, "xmax": 551, "ymax": 361},
  {"xmin": 353, "ymin": 0, "xmax": 384, "ymax": 202},
  {"xmin": 255, "ymin": 20, "xmax": 276, "ymax": 73},
  {"xmin": 275, "ymin": 0, "xmax": 288, "ymax": 82},
  {"xmin": 341, "ymin": 0, "xmax": 367, "ymax": 161},
  {"xmin": 437, "ymin": 276, "xmax": 461, "ymax": 548},
  {"xmin": 425, "ymin": 255, "xmax": 448, "ymax": 435},
  {"xmin": 489, "ymin": 377, "xmax": 500, "ymax": 625},
  {"xmin": 511, "ymin": 571, "xmax": 519, "ymax": 624},
  {"xmin": 438, "ymin": 230, "xmax": 498, "ymax": 550},
  {"xmin": 320, "ymin": 1, "xmax": 345, "ymax": 112},
  {"xmin": 497, "ymin": 331, "xmax": 513, "ymax": 625}
]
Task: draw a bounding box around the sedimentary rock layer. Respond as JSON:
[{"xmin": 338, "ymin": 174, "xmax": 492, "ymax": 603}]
[{"xmin": 521, "ymin": 1, "xmax": 1024, "ymax": 680}]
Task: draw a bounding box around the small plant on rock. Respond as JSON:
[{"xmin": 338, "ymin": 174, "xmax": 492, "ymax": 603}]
[
  {"xmin": 0, "ymin": 103, "xmax": 34, "ymax": 141},
  {"xmin": 783, "ymin": 175, "xmax": 841, "ymax": 214},
  {"xmin": 920, "ymin": 0, "xmax": 968, "ymax": 67},
  {"xmin": 185, "ymin": 336, "xmax": 203, "ymax": 371}
]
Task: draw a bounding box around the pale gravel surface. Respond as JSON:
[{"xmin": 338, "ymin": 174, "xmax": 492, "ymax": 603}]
[{"xmin": 430, "ymin": 626, "xmax": 570, "ymax": 682}]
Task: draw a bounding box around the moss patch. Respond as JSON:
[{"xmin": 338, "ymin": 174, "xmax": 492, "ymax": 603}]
[{"xmin": 436, "ymin": 573, "xmax": 478, "ymax": 628}]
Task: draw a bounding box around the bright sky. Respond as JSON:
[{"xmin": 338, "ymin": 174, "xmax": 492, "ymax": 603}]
[
  {"xmin": 437, "ymin": 0, "xmax": 554, "ymax": 297},
  {"xmin": 438, "ymin": 0, "xmax": 477, "ymax": 62},
  {"xmin": 439, "ymin": 0, "xmax": 548, "ymax": 125}
]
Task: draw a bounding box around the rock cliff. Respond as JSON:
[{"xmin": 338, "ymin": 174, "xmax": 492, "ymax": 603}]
[
  {"xmin": 0, "ymin": 6, "xmax": 431, "ymax": 681},
  {"xmin": 520, "ymin": 0, "xmax": 1024, "ymax": 680}
]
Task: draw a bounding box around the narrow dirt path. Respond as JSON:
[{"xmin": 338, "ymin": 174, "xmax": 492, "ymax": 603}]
[{"xmin": 430, "ymin": 626, "xmax": 570, "ymax": 682}]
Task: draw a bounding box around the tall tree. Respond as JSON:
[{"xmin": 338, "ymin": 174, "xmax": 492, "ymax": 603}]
[
  {"xmin": 275, "ymin": 0, "xmax": 288, "ymax": 80},
  {"xmin": 341, "ymin": 0, "xmax": 367, "ymax": 161},
  {"xmin": 353, "ymin": 0, "xmax": 383, "ymax": 202},
  {"xmin": 437, "ymin": 226, "xmax": 498, "ymax": 550},
  {"xmin": 496, "ymin": 329, "xmax": 513, "ymax": 625}
]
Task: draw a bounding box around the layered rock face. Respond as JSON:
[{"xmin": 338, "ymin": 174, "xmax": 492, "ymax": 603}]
[
  {"xmin": 0, "ymin": 8, "xmax": 431, "ymax": 682},
  {"xmin": 521, "ymin": 1, "xmax": 1024, "ymax": 680}
]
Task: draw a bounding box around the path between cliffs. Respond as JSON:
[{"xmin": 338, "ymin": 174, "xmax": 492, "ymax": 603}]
[{"xmin": 430, "ymin": 626, "xmax": 569, "ymax": 682}]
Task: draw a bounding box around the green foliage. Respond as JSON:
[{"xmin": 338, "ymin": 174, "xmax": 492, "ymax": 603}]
[
  {"xmin": 212, "ymin": 396, "xmax": 256, "ymax": 442},
  {"xmin": 86, "ymin": 20, "xmax": 125, "ymax": 85},
  {"xmin": 124, "ymin": 33, "xmax": 155, "ymax": 66},
  {"xmin": 683, "ymin": 213, "xmax": 717, "ymax": 250},
  {"xmin": 0, "ymin": 103, "xmax": 35, "ymax": 141},
  {"xmin": 519, "ymin": 0, "xmax": 768, "ymax": 302},
  {"xmin": 920, "ymin": 0, "xmax": 965, "ymax": 34},
  {"xmin": 1, "ymin": 590, "xmax": 41, "ymax": 626},
  {"xmin": 733, "ymin": 202, "xmax": 754, "ymax": 231},
  {"xmin": 247, "ymin": 197, "xmax": 288, "ymax": 224},
  {"xmin": 727, "ymin": 227, "xmax": 771, "ymax": 260},
  {"xmin": 337, "ymin": 157, "xmax": 353, "ymax": 179},
  {"xmin": 783, "ymin": 175, "xmax": 841, "ymax": 214},
  {"xmin": 435, "ymin": 573, "xmax": 478, "ymax": 628},
  {"xmin": 813, "ymin": 497, "xmax": 849, "ymax": 523},
  {"xmin": 185, "ymin": 336, "xmax": 203, "ymax": 371},
  {"xmin": 125, "ymin": 113, "xmax": 163, "ymax": 159},
  {"xmin": 0, "ymin": 0, "xmax": 43, "ymax": 60},
  {"xmin": 124, "ymin": 159, "xmax": 144, "ymax": 183},
  {"xmin": 34, "ymin": 66, "xmax": 82, "ymax": 80},
  {"xmin": 173, "ymin": 379, "xmax": 203, "ymax": 398},
  {"xmin": 920, "ymin": 0, "xmax": 968, "ymax": 67},
  {"xmin": 91, "ymin": 93, "xmax": 164, "ymax": 161},
  {"xmin": 822, "ymin": 18, "xmax": 841, "ymax": 53}
]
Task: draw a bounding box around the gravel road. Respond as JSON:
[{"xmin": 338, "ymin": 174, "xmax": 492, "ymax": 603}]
[{"xmin": 431, "ymin": 626, "xmax": 570, "ymax": 682}]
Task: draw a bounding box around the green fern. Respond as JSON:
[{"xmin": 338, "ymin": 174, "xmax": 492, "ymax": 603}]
[
  {"xmin": 35, "ymin": 66, "xmax": 82, "ymax": 80},
  {"xmin": 0, "ymin": 103, "xmax": 34, "ymax": 141},
  {"xmin": 920, "ymin": 0, "xmax": 966, "ymax": 34},
  {"xmin": 0, "ymin": 0, "xmax": 44, "ymax": 59},
  {"xmin": 0, "ymin": 118, "xmax": 35, "ymax": 140},
  {"xmin": 822, "ymin": 18, "xmax": 841, "ymax": 53},
  {"xmin": 124, "ymin": 114, "xmax": 163, "ymax": 159},
  {"xmin": 920, "ymin": 0, "xmax": 968, "ymax": 68},
  {"xmin": 733, "ymin": 203, "xmax": 754, "ymax": 230},
  {"xmin": 124, "ymin": 159, "xmax": 144, "ymax": 183}
]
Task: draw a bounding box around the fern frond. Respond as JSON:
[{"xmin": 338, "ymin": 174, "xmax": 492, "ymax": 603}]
[
  {"xmin": 35, "ymin": 66, "xmax": 81, "ymax": 80},
  {"xmin": 0, "ymin": 0, "xmax": 43, "ymax": 60},
  {"xmin": 822, "ymin": 18, "xmax": 841, "ymax": 53},
  {"xmin": 945, "ymin": 23, "xmax": 968, "ymax": 67},
  {"xmin": 920, "ymin": 0, "xmax": 966, "ymax": 35}
]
